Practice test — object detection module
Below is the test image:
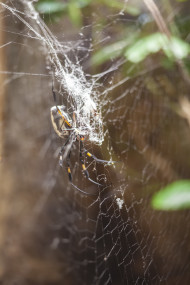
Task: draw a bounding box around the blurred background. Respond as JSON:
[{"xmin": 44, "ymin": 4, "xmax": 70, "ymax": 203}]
[{"xmin": 0, "ymin": 0, "xmax": 190, "ymax": 284}]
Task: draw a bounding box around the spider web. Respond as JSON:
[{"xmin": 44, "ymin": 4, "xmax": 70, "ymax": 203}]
[{"xmin": 1, "ymin": 1, "xmax": 190, "ymax": 285}]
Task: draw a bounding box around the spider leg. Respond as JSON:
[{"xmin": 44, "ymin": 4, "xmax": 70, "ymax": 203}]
[
  {"xmin": 59, "ymin": 136, "xmax": 71, "ymax": 167},
  {"xmin": 66, "ymin": 150, "xmax": 73, "ymax": 182},
  {"xmin": 66, "ymin": 148, "xmax": 97, "ymax": 196},
  {"xmin": 80, "ymin": 140, "xmax": 102, "ymax": 186},
  {"xmin": 70, "ymin": 182, "xmax": 98, "ymax": 196},
  {"xmin": 59, "ymin": 137, "xmax": 97, "ymax": 195},
  {"xmin": 82, "ymin": 145, "xmax": 115, "ymax": 165}
]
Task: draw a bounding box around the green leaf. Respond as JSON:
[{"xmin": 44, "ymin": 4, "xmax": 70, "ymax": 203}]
[
  {"xmin": 100, "ymin": 0, "xmax": 140, "ymax": 16},
  {"xmin": 151, "ymin": 180, "xmax": 190, "ymax": 211},
  {"xmin": 92, "ymin": 31, "xmax": 139, "ymax": 66},
  {"xmin": 68, "ymin": 1, "xmax": 82, "ymax": 27},
  {"xmin": 91, "ymin": 40, "xmax": 128, "ymax": 66},
  {"xmin": 77, "ymin": 0, "xmax": 92, "ymax": 8},
  {"xmin": 35, "ymin": 1, "xmax": 67, "ymax": 14},
  {"xmin": 36, "ymin": 0, "xmax": 91, "ymax": 25},
  {"xmin": 167, "ymin": 37, "xmax": 190, "ymax": 59},
  {"xmin": 125, "ymin": 33, "xmax": 190, "ymax": 63}
]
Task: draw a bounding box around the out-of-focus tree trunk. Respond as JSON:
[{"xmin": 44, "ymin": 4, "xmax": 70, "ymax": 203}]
[
  {"xmin": 0, "ymin": 1, "xmax": 5, "ymax": 276},
  {"xmin": 0, "ymin": 1, "xmax": 5, "ymax": 160}
]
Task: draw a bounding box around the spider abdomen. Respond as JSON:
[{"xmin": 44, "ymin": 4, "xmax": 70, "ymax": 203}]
[{"xmin": 50, "ymin": 105, "xmax": 72, "ymax": 138}]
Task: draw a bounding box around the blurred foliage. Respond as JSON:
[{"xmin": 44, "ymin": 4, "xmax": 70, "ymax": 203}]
[
  {"xmin": 34, "ymin": 0, "xmax": 190, "ymax": 68},
  {"xmin": 92, "ymin": 32, "xmax": 190, "ymax": 66},
  {"xmin": 151, "ymin": 180, "xmax": 190, "ymax": 210},
  {"xmin": 35, "ymin": 0, "xmax": 140, "ymax": 25},
  {"xmin": 125, "ymin": 33, "xmax": 190, "ymax": 63},
  {"xmin": 35, "ymin": 0, "xmax": 91, "ymax": 24}
]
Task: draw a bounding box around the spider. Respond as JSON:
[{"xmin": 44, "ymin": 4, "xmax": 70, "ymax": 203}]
[{"xmin": 50, "ymin": 89, "xmax": 114, "ymax": 195}]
